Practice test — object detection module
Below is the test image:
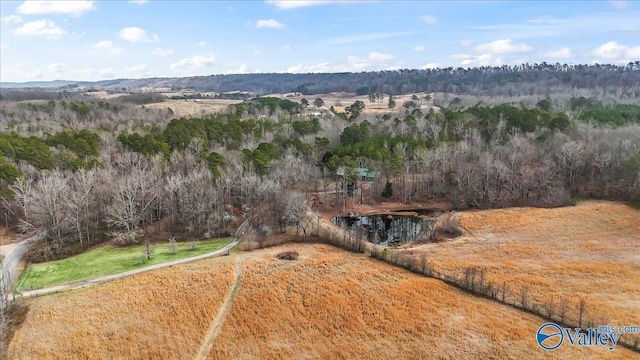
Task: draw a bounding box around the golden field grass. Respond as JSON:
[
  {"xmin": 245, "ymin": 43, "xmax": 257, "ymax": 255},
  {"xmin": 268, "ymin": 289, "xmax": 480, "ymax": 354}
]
[
  {"xmin": 404, "ymin": 200, "xmax": 640, "ymax": 328},
  {"xmin": 268, "ymin": 91, "xmax": 439, "ymax": 115},
  {"xmin": 209, "ymin": 244, "xmax": 631, "ymax": 359},
  {"xmin": 91, "ymin": 90, "xmax": 438, "ymax": 119},
  {"xmin": 6, "ymin": 259, "xmax": 237, "ymax": 359},
  {"xmin": 7, "ymin": 242, "xmax": 637, "ymax": 359},
  {"xmin": 142, "ymin": 98, "xmax": 243, "ymax": 118}
]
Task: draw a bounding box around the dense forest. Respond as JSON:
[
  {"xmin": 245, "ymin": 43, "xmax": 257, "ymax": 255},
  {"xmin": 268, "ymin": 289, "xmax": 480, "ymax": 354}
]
[
  {"xmin": 1, "ymin": 66, "xmax": 639, "ymax": 263},
  {"xmin": 2, "ymin": 62, "xmax": 640, "ymax": 98}
]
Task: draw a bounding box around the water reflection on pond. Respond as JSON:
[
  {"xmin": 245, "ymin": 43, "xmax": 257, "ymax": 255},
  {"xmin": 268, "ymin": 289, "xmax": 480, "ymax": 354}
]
[{"xmin": 332, "ymin": 214, "xmax": 435, "ymax": 246}]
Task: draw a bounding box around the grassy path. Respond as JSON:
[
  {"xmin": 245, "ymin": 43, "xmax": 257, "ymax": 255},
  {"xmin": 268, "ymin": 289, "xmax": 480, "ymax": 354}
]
[
  {"xmin": 18, "ymin": 238, "xmax": 231, "ymax": 290},
  {"xmin": 16, "ymin": 239, "xmax": 237, "ymax": 298},
  {"xmin": 195, "ymin": 258, "xmax": 244, "ymax": 360}
]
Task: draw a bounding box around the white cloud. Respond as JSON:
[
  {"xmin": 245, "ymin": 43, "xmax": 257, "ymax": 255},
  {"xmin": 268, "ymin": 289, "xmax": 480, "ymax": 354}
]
[
  {"xmin": 170, "ymin": 55, "xmax": 216, "ymax": 71},
  {"xmin": 119, "ymin": 27, "xmax": 159, "ymax": 43},
  {"xmin": 592, "ymin": 41, "xmax": 627, "ymax": 59},
  {"xmin": 1, "ymin": 15, "xmax": 23, "ymax": 24},
  {"xmin": 344, "ymin": 56, "xmax": 369, "ymax": 71},
  {"xmin": 197, "ymin": 41, "xmax": 207, "ymax": 48},
  {"xmin": 109, "ymin": 47, "xmax": 122, "ymax": 55},
  {"xmin": 266, "ymin": 1, "xmax": 351, "ymax": 9},
  {"xmin": 590, "ymin": 42, "xmax": 640, "ymax": 63},
  {"xmin": 285, "ymin": 52, "xmax": 399, "ymax": 73},
  {"xmin": 1, "ymin": 64, "xmax": 116, "ymax": 82},
  {"xmin": 286, "ymin": 62, "xmax": 333, "ymax": 73},
  {"xmin": 17, "ymin": 1, "xmax": 95, "ymax": 17},
  {"xmin": 152, "ymin": 47, "xmax": 174, "ymax": 56},
  {"xmin": 1, "ymin": 64, "xmax": 44, "ymax": 81},
  {"xmin": 343, "ymin": 52, "xmax": 396, "ymax": 71},
  {"xmin": 542, "ymin": 47, "xmax": 574, "ymax": 59},
  {"xmin": 368, "ymin": 52, "xmax": 394, "ymax": 61},
  {"xmin": 459, "ymin": 40, "xmax": 471, "ymax": 47},
  {"xmin": 626, "ymin": 46, "xmax": 640, "ymax": 59},
  {"xmin": 129, "ymin": 0, "xmax": 149, "ymax": 4},
  {"xmin": 93, "ymin": 40, "xmax": 123, "ymax": 55},
  {"xmin": 475, "ymin": 39, "xmax": 532, "ymax": 54},
  {"xmin": 450, "ymin": 53, "xmax": 471, "ymax": 60},
  {"xmin": 526, "ymin": 15, "xmax": 557, "ymax": 24},
  {"xmin": 68, "ymin": 67, "xmax": 115, "ymax": 80},
  {"xmin": 468, "ymin": 13, "xmax": 639, "ymax": 41},
  {"xmin": 421, "ymin": 15, "xmax": 438, "ymax": 24},
  {"xmin": 330, "ymin": 31, "xmax": 413, "ymax": 45},
  {"xmin": 48, "ymin": 62, "xmax": 64, "ymax": 72},
  {"xmin": 421, "ymin": 62, "xmax": 439, "ymax": 69},
  {"xmin": 226, "ymin": 64, "xmax": 250, "ymax": 74},
  {"xmin": 255, "ymin": 19, "xmax": 285, "ymax": 28},
  {"xmin": 93, "ymin": 40, "xmax": 113, "ymax": 49},
  {"xmin": 248, "ymin": 45, "xmax": 261, "ymax": 55},
  {"xmin": 125, "ymin": 64, "xmax": 148, "ymax": 72},
  {"xmin": 609, "ymin": 1, "xmax": 630, "ymax": 10},
  {"xmin": 14, "ymin": 19, "xmax": 67, "ymax": 39},
  {"xmin": 459, "ymin": 54, "xmax": 502, "ymax": 67},
  {"xmin": 412, "ymin": 45, "xmax": 426, "ymax": 52}
]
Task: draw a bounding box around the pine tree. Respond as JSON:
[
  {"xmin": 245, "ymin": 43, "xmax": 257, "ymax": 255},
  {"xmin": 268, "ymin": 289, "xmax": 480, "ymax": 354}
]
[{"xmin": 381, "ymin": 181, "xmax": 393, "ymax": 198}]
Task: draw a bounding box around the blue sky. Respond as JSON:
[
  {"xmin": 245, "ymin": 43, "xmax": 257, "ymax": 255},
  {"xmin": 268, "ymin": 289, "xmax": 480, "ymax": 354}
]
[{"xmin": 0, "ymin": 0, "xmax": 638, "ymax": 82}]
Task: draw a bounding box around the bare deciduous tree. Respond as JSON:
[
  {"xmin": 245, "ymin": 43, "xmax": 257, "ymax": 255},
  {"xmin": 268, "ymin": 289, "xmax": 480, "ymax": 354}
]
[
  {"xmin": 558, "ymin": 297, "xmax": 569, "ymax": 323},
  {"xmin": 282, "ymin": 191, "xmax": 307, "ymax": 235},
  {"xmin": 520, "ymin": 286, "xmax": 530, "ymax": 310},
  {"xmin": 256, "ymin": 224, "xmax": 272, "ymax": 249},
  {"xmin": 578, "ymin": 297, "xmax": 587, "ymax": 328}
]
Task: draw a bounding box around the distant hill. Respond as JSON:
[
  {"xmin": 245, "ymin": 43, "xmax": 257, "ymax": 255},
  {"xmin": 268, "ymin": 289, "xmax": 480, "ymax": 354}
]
[
  {"xmin": 0, "ymin": 80, "xmax": 85, "ymax": 88},
  {"xmin": 2, "ymin": 63, "xmax": 639, "ymax": 97}
]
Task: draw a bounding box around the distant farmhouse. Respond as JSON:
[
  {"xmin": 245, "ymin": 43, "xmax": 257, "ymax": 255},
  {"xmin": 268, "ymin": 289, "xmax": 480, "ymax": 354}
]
[{"xmin": 336, "ymin": 167, "xmax": 378, "ymax": 181}]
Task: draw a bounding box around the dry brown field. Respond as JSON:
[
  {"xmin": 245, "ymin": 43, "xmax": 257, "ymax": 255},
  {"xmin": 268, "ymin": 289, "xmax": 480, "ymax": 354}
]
[
  {"xmin": 138, "ymin": 91, "xmax": 438, "ymax": 119},
  {"xmin": 268, "ymin": 91, "xmax": 439, "ymax": 115},
  {"xmin": 6, "ymin": 258, "xmax": 237, "ymax": 359},
  {"xmin": 7, "ymin": 242, "xmax": 636, "ymax": 359},
  {"xmin": 141, "ymin": 98, "xmax": 242, "ymax": 118},
  {"xmin": 89, "ymin": 90, "xmax": 438, "ymax": 118},
  {"xmin": 402, "ymin": 200, "xmax": 640, "ymax": 329}
]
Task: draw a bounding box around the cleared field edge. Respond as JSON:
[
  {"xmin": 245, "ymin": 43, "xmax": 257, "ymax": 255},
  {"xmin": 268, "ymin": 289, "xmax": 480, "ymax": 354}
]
[
  {"xmin": 16, "ymin": 238, "xmax": 238, "ymax": 298},
  {"xmin": 6, "ymin": 256, "xmax": 238, "ymax": 359},
  {"xmin": 209, "ymin": 243, "xmax": 636, "ymax": 359},
  {"xmin": 6, "ymin": 243, "xmax": 638, "ymax": 359},
  {"xmin": 311, "ymin": 207, "xmax": 640, "ymax": 353}
]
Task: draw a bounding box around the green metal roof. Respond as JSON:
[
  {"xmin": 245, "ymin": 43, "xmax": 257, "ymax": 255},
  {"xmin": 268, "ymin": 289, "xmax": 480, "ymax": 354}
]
[{"xmin": 335, "ymin": 167, "xmax": 378, "ymax": 179}]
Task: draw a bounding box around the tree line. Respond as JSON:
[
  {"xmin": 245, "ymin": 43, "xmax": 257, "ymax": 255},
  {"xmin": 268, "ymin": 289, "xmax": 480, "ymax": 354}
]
[
  {"xmin": 1, "ymin": 88, "xmax": 639, "ymax": 262},
  {"xmin": 5, "ymin": 62, "xmax": 638, "ymax": 99}
]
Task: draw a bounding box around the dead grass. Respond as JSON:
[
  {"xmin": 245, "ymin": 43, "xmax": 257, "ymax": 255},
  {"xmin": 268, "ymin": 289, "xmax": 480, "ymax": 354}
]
[
  {"xmin": 403, "ymin": 200, "xmax": 640, "ymax": 328},
  {"xmin": 0, "ymin": 301, "xmax": 29, "ymax": 360},
  {"xmin": 0, "ymin": 227, "xmax": 20, "ymax": 247},
  {"xmin": 142, "ymin": 98, "xmax": 242, "ymax": 118},
  {"xmin": 265, "ymin": 91, "xmax": 439, "ymax": 115},
  {"xmin": 210, "ymin": 244, "xmax": 631, "ymax": 359},
  {"xmin": 7, "ymin": 242, "xmax": 636, "ymax": 359},
  {"xmin": 6, "ymin": 258, "xmax": 236, "ymax": 359}
]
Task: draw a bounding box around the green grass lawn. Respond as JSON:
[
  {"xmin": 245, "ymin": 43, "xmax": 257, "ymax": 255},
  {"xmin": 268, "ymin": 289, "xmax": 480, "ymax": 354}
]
[{"xmin": 18, "ymin": 238, "xmax": 232, "ymax": 290}]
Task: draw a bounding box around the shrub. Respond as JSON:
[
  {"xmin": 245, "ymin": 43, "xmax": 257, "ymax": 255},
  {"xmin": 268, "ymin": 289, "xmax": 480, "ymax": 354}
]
[
  {"xmin": 276, "ymin": 251, "xmax": 299, "ymax": 260},
  {"xmin": 381, "ymin": 181, "xmax": 393, "ymax": 198},
  {"xmin": 430, "ymin": 213, "xmax": 462, "ymax": 241}
]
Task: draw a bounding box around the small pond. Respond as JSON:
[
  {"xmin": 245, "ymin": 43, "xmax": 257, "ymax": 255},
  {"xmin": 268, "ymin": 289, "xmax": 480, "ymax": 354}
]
[{"xmin": 332, "ymin": 214, "xmax": 435, "ymax": 246}]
